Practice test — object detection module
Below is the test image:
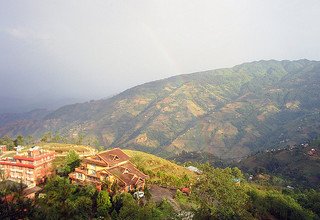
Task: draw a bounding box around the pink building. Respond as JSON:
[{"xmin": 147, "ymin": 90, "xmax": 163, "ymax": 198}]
[{"xmin": 0, "ymin": 146, "xmax": 55, "ymax": 187}]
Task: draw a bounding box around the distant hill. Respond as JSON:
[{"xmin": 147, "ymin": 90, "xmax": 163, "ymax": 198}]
[
  {"xmin": 1, "ymin": 59, "xmax": 320, "ymax": 159},
  {"xmin": 169, "ymin": 151, "xmax": 228, "ymax": 168},
  {"xmin": 238, "ymin": 142, "xmax": 320, "ymax": 188}
]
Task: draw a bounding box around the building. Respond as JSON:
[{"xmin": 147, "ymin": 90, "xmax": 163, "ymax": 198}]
[
  {"xmin": 0, "ymin": 146, "xmax": 55, "ymax": 187},
  {"xmin": 69, "ymin": 148, "xmax": 148, "ymax": 192},
  {"xmin": 186, "ymin": 166, "xmax": 203, "ymax": 174}
]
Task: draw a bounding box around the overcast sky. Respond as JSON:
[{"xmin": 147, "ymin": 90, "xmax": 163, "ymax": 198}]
[{"xmin": 1, "ymin": 0, "xmax": 320, "ymax": 110}]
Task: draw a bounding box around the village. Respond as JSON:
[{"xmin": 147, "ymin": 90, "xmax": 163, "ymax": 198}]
[{"xmin": 0, "ymin": 144, "xmax": 199, "ymax": 205}]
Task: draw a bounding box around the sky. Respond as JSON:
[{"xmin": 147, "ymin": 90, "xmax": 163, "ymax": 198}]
[{"xmin": 0, "ymin": 0, "xmax": 320, "ymax": 112}]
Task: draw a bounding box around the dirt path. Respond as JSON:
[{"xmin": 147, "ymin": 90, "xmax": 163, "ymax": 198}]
[{"xmin": 149, "ymin": 185, "xmax": 181, "ymax": 212}]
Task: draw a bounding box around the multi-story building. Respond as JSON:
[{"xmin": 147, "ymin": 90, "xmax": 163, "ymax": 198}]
[
  {"xmin": 69, "ymin": 148, "xmax": 148, "ymax": 192},
  {"xmin": 0, "ymin": 146, "xmax": 55, "ymax": 187}
]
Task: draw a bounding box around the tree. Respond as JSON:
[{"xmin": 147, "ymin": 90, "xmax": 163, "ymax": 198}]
[
  {"xmin": 76, "ymin": 133, "xmax": 84, "ymax": 145},
  {"xmin": 193, "ymin": 164, "xmax": 249, "ymax": 219},
  {"xmin": 59, "ymin": 150, "xmax": 80, "ymax": 176},
  {"xmin": 97, "ymin": 190, "xmax": 112, "ymax": 217},
  {"xmin": 25, "ymin": 135, "xmax": 34, "ymax": 145},
  {"xmin": 144, "ymin": 187, "xmax": 152, "ymax": 201},
  {"xmin": 14, "ymin": 135, "xmax": 24, "ymax": 147},
  {"xmin": 34, "ymin": 176, "xmax": 96, "ymax": 219},
  {"xmin": 41, "ymin": 132, "xmax": 52, "ymax": 143},
  {"xmin": 0, "ymin": 136, "xmax": 14, "ymax": 150},
  {"xmin": 52, "ymin": 132, "xmax": 62, "ymax": 143},
  {"xmin": 116, "ymin": 193, "xmax": 140, "ymax": 220}
]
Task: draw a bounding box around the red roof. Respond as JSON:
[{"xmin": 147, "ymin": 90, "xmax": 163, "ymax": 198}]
[
  {"xmin": 96, "ymin": 148, "xmax": 130, "ymax": 167},
  {"xmin": 13, "ymin": 151, "xmax": 55, "ymax": 162},
  {"xmin": 107, "ymin": 161, "xmax": 148, "ymax": 186},
  {"xmin": 0, "ymin": 160, "xmax": 35, "ymax": 169}
]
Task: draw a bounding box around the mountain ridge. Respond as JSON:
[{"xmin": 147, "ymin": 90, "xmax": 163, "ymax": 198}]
[{"xmin": 1, "ymin": 59, "xmax": 320, "ymax": 159}]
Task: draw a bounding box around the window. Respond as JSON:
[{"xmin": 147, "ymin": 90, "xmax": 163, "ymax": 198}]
[{"xmin": 77, "ymin": 173, "xmax": 83, "ymax": 179}]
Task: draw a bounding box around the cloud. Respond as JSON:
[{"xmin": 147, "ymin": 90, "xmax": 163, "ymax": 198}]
[{"xmin": 2, "ymin": 27, "xmax": 51, "ymax": 41}]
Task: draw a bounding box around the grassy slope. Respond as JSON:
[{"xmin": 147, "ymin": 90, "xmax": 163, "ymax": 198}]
[
  {"xmin": 124, "ymin": 149, "xmax": 196, "ymax": 188},
  {"xmin": 238, "ymin": 144, "xmax": 320, "ymax": 188}
]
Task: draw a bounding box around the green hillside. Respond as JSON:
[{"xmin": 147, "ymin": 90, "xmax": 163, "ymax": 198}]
[
  {"xmin": 124, "ymin": 149, "xmax": 196, "ymax": 188},
  {"xmin": 238, "ymin": 143, "xmax": 320, "ymax": 188},
  {"xmin": 1, "ymin": 60, "xmax": 320, "ymax": 159}
]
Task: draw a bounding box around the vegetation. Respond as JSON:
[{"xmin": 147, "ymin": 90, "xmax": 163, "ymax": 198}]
[
  {"xmin": 1, "ymin": 145, "xmax": 320, "ymax": 219},
  {"xmin": 1, "ymin": 60, "xmax": 320, "ymax": 160},
  {"xmin": 0, "ymin": 176, "xmax": 177, "ymax": 220},
  {"xmin": 124, "ymin": 149, "xmax": 196, "ymax": 188},
  {"xmin": 57, "ymin": 150, "xmax": 81, "ymax": 176},
  {"xmin": 247, "ymin": 187, "xmax": 316, "ymax": 220},
  {"xmin": 238, "ymin": 144, "xmax": 320, "ymax": 188},
  {"xmin": 192, "ymin": 164, "xmax": 249, "ymax": 219}
]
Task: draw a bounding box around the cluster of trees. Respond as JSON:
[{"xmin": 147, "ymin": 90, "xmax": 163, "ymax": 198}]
[
  {"xmin": 40, "ymin": 131, "xmax": 101, "ymax": 147},
  {"xmin": 56, "ymin": 150, "xmax": 81, "ymax": 176},
  {"xmin": 0, "ymin": 135, "xmax": 29, "ymax": 150},
  {"xmin": 247, "ymin": 188, "xmax": 317, "ymax": 220},
  {"xmin": 180, "ymin": 163, "xmax": 320, "ymax": 219},
  {"xmin": 192, "ymin": 164, "xmax": 251, "ymax": 219},
  {"xmin": 0, "ymin": 176, "xmax": 176, "ymax": 220},
  {"xmin": 287, "ymin": 189, "xmax": 320, "ymax": 218},
  {"xmin": 0, "ymin": 131, "xmax": 101, "ymax": 151},
  {"xmin": 1, "ymin": 146, "xmax": 319, "ymax": 219}
]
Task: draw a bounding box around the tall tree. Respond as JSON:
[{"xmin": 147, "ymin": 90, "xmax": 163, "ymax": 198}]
[
  {"xmin": 97, "ymin": 190, "xmax": 112, "ymax": 217},
  {"xmin": 59, "ymin": 150, "xmax": 80, "ymax": 176},
  {"xmin": 14, "ymin": 135, "xmax": 24, "ymax": 147}
]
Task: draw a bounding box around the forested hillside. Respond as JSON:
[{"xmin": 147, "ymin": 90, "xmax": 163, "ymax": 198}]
[{"xmin": 1, "ymin": 60, "xmax": 320, "ymax": 159}]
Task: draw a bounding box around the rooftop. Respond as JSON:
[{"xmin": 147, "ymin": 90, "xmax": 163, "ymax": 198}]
[{"xmin": 92, "ymin": 148, "xmax": 130, "ymax": 167}]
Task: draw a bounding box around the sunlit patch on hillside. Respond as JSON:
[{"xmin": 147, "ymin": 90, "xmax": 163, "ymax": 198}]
[
  {"xmin": 186, "ymin": 100, "xmax": 205, "ymax": 117},
  {"xmin": 135, "ymin": 133, "xmax": 159, "ymax": 147},
  {"xmin": 286, "ymin": 101, "xmax": 300, "ymax": 110},
  {"xmin": 102, "ymin": 132, "xmax": 115, "ymax": 146},
  {"xmin": 257, "ymin": 104, "xmax": 280, "ymax": 121}
]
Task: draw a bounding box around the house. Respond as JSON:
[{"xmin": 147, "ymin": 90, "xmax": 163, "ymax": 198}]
[
  {"xmin": 180, "ymin": 187, "xmax": 191, "ymax": 196},
  {"xmin": 69, "ymin": 148, "xmax": 148, "ymax": 192},
  {"xmin": 308, "ymin": 148, "xmax": 316, "ymax": 156},
  {"xmin": 233, "ymin": 178, "xmax": 241, "ymax": 186},
  {"xmin": 0, "ymin": 146, "xmax": 55, "ymax": 187},
  {"xmin": 186, "ymin": 166, "xmax": 203, "ymax": 174}
]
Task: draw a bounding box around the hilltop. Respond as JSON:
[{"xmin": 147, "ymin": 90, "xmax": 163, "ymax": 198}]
[{"xmin": 1, "ymin": 60, "xmax": 320, "ymax": 159}]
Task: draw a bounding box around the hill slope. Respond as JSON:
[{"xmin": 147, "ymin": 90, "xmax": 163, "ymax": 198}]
[
  {"xmin": 238, "ymin": 143, "xmax": 320, "ymax": 188},
  {"xmin": 1, "ymin": 60, "xmax": 320, "ymax": 159}
]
